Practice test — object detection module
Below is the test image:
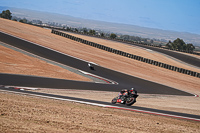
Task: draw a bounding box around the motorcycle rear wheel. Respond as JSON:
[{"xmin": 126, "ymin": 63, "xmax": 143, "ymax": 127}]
[{"xmin": 125, "ymin": 97, "xmax": 136, "ymax": 106}]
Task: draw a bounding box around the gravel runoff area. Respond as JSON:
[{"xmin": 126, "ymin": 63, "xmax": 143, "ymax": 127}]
[{"xmin": 0, "ymin": 18, "xmax": 200, "ymax": 132}]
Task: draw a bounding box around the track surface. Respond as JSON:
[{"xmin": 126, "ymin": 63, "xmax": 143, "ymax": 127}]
[
  {"xmin": 1, "ymin": 31, "xmax": 200, "ymax": 121},
  {"xmin": 125, "ymin": 41, "xmax": 200, "ymax": 67},
  {"xmin": 1, "ymin": 86, "xmax": 200, "ymax": 122},
  {"xmin": 0, "ymin": 31, "xmax": 193, "ymax": 96},
  {"xmin": 64, "ymin": 31, "xmax": 200, "ymax": 67}
]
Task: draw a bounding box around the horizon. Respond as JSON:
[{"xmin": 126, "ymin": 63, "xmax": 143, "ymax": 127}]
[{"xmin": 0, "ymin": 0, "xmax": 200, "ymax": 35}]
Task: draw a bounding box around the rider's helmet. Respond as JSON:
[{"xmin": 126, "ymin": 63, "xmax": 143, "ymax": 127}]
[{"xmin": 130, "ymin": 88, "xmax": 135, "ymax": 92}]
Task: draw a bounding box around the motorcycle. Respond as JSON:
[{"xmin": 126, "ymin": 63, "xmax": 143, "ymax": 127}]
[
  {"xmin": 88, "ymin": 63, "xmax": 94, "ymax": 70},
  {"xmin": 111, "ymin": 92, "xmax": 138, "ymax": 106}
]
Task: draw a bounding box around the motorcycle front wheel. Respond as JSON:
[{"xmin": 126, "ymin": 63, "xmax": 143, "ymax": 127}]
[{"xmin": 111, "ymin": 97, "xmax": 118, "ymax": 104}]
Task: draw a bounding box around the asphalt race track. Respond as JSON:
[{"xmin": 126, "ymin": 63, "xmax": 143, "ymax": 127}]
[
  {"xmin": 1, "ymin": 31, "xmax": 200, "ymax": 121},
  {"xmin": 1, "ymin": 86, "xmax": 200, "ymax": 122},
  {"xmin": 0, "ymin": 31, "xmax": 194, "ymax": 96},
  {"xmin": 126, "ymin": 41, "xmax": 200, "ymax": 68}
]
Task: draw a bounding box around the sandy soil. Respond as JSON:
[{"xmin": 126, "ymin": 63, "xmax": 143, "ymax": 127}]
[
  {"xmin": 0, "ymin": 44, "xmax": 91, "ymax": 81},
  {"xmin": 0, "ymin": 92, "xmax": 200, "ymax": 133},
  {"xmin": 0, "ymin": 18, "xmax": 200, "ymax": 132},
  {"xmin": 0, "ymin": 18, "xmax": 199, "ymax": 95},
  {"xmin": 66, "ymin": 32, "xmax": 200, "ymax": 72},
  {"xmin": 31, "ymin": 88, "xmax": 200, "ymax": 116}
]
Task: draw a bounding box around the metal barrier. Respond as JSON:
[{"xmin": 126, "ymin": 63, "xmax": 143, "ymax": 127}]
[{"xmin": 51, "ymin": 29, "xmax": 200, "ymax": 78}]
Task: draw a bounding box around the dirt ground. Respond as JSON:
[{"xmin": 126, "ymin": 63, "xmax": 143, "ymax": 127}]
[
  {"xmin": 0, "ymin": 44, "xmax": 91, "ymax": 81},
  {"xmin": 31, "ymin": 88, "xmax": 200, "ymax": 116},
  {"xmin": 0, "ymin": 18, "xmax": 200, "ymax": 132},
  {"xmin": 0, "ymin": 18, "xmax": 199, "ymax": 95},
  {"xmin": 66, "ymin": 32, "xmax": 200, "ymax": 70},
  {"xmin": 0, "ymin": 92, "xmax": 200, "ymax": 133}
]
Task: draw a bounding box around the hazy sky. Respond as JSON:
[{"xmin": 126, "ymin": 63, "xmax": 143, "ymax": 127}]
[{"xmin": 0, "ymin": 0, "xmax": 200, "ymax": 35}]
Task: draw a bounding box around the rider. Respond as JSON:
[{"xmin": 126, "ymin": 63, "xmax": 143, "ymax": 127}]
[
  {"xmin": 88, "ymin": 63, "xmax": 94, "ymax": 70},
  {"xmin": 118, "ymin": 88, "xmax": 137, "ymax": 103},
  {"xmin": 130, "ymin": 88, "xmax": 137, "ymax": 95},
  {"xmin": 88, "ymin": 63, "xmax": 93, "ymax": 69},
  {"xmin": 88, "ymin": 63, "xmax": 92, "ymax": 67}
]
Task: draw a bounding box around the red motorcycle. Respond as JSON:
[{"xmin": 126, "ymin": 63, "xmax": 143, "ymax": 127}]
[{"xmin": 111, "ymin": 91, "xmax": 138, "ymax": 106}]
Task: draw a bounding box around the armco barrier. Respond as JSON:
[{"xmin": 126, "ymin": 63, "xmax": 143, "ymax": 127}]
[
  {"xmin": 143, "ymin": 58, "xmax": 147, "ymax": 63},
  {"xmin": 51, "ymin": 29, "xmax": 200, "ymax": 78},
  {"xmin": 50, "ymin": 25, "xmax": 200, "ymax": 56}
]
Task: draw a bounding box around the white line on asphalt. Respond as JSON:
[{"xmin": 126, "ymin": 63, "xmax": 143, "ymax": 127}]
[
  {"xmin": 79, "ymin": 70, "xmax": 118, "ymax": 84},
  {"xmin": 1, "ymin": 89, "xmax": 199, "ymax": 122},
  {"xmin": 106, "ymin": 106, "xmax": 200, "ymax": 122}
]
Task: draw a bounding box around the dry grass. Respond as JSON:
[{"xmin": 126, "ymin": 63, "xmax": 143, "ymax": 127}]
[
  {"xmin": 32, "ymin": 88, "xmax": 200, "ymax": 116},
  {"xmin": 0, "ymin": 18, "xmax": 200, "ymax": 132},
  {"xmin": 0, "ymin": 92, "xmax": 200, "ymax": 133},
  {"xmin": 67, "ymin": 32, "xmax": 200, "ymax": 68},
  {"xmin": 0, "ymin": 44, "xmax": 91, "ymax": 81},
  {"xmin": 0, "ymin": 18, "xmax": 199, "ymax": 95}
]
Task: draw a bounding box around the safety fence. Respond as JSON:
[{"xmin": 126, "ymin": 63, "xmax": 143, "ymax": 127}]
[
  {"xmin": 51, "ymin": 29, "xmax": 200, "ymax": 78},
  {"xmin": 47, "ymin": 26, "xmax": 199, "ymax": 56},
  {"xmin": 30, "ymin": 23, "xmax": 200, "ymax": 56}
]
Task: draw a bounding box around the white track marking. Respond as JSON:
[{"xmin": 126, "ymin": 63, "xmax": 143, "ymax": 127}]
[
  {"xmin": 1, "ymin": 89, "xmax": 199, "ymax": 122},
  {"xmin": 79, "ymin": 70, "xmax": 118, "ymax": 84}
]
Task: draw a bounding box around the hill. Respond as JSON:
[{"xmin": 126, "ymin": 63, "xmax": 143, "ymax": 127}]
[
  {"xmin": 0, "ymin": 15, "xmax": 200, "ymax": 132},
  {"xmin": 1, "ymin": 6, "xmax": 200, "ymax": 46}
]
